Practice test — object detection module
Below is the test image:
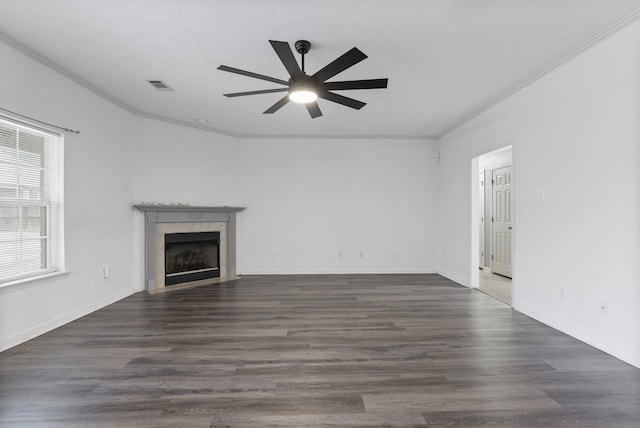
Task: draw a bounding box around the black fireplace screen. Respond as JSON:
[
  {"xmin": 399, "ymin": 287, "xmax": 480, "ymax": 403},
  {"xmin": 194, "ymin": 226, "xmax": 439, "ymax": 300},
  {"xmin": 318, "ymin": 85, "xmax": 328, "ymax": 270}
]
[{"xmin": 164, "ymin": 231, "xmax": 220, "ymax": 285}]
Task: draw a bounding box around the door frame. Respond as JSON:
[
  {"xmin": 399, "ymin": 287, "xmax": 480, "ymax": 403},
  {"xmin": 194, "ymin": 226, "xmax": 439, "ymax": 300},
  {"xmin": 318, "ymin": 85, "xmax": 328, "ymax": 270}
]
[{"xmin": 479, "ymin": 170, "xmax": 485, "ymax": 270}]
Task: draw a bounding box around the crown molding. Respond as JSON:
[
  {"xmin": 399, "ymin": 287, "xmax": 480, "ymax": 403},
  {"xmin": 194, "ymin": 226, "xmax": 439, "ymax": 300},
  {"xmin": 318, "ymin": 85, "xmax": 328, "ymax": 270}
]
[
  {"xmin": 131, "ymin": 111, "xmax": 242, "ymax": 138},
  {"xmin": 132, "ymin": 111, "xmax": 436, "ymax": 140},
  {"xmin": 0, "ymin": 30, "xmax": 137, "ymax": 115}
]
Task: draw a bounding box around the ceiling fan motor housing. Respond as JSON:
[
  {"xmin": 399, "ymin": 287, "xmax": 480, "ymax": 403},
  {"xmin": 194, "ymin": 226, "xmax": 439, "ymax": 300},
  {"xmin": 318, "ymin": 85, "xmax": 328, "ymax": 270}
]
[
  {"xmin": 295, "ymin": 40, "xmax": 311, "ymax": 55},
  {"xmin": 289, "ymin": 76, "xmax": 317, "ymax": 91}
]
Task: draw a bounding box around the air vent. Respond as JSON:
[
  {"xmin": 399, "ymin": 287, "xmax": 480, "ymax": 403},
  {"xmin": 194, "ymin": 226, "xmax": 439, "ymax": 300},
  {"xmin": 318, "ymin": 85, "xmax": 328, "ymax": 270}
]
[{"xmin": 147, "ymin": 80, "xmax": 173, "ymax": 91}]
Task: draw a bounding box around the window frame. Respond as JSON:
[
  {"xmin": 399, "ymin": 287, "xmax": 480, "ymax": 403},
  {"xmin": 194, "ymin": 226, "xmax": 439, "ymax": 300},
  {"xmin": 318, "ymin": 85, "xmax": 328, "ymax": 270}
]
[{"xmin": 0, "ymin": 115, "xmax": 64, "ymax": 287}]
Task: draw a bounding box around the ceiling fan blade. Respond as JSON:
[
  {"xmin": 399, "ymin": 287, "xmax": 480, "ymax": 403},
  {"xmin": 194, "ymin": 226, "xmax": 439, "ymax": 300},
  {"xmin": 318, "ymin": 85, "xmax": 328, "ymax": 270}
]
[
  {"xmin": 224, "ymin": 88, "xmax": 289, "ymax": 97},
  {"xmin": 319, "ymin": 91, "xmax": 366, "ymax": 110},
  {"xmin": 323, "ymin": 78, "xmax": 388, "ymax": 91},
  {"xmin": 305, "ymin": 101, "xmax": 323, "ymax": 118},
  {"xmin": 269, "ymin": 40, "xmax": 303, "ymax": 79},
  {"xmin": 263, "ymin": 95, "xmax": 290, "ymax": 114},
  {"xmin": 313, "ymin": 47, "xmax": 368, "ymax": 82},
  {"xmin": 218, "ymin": 65, "xmax": 288, "ymax": 86}
]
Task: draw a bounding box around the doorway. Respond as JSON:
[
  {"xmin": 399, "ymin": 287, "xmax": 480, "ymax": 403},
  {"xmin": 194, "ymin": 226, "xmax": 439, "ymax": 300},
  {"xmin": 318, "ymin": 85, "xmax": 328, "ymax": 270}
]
[{"xmin": 474, "ymin": 147, "xmax": 513, "ymax": 305}]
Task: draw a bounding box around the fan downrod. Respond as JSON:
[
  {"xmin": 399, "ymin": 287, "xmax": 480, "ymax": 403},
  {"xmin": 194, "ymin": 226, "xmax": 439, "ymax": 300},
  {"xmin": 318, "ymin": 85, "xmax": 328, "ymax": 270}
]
[{"xmin": 295, "ymin": 40, "xmax": 311, "ymax": 73}]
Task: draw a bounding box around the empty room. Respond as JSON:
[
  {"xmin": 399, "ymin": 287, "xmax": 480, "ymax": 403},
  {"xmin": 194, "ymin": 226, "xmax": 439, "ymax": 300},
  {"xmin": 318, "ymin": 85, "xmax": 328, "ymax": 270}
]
[{"xmin": 0, "ymin": 1, "xmax": 639, "ymax": 427}]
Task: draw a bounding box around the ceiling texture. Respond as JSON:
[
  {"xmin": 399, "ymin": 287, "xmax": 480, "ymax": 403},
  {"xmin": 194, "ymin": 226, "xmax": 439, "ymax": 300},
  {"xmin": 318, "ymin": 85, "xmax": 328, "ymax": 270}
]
[{"xmin": 1, "ymin": 0, "xmax": 640, "ymax": 139}]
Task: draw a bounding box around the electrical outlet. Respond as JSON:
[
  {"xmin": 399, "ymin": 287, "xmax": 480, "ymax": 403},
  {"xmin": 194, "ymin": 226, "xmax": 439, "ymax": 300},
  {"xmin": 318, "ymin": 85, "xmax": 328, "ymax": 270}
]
[
  {"xmin": 102, "ymin": 266, "xmax": 111, "ymax": 279},
  {"xmin": 560, "ymin": 290, "xmax": 565, "ymax": 299}
]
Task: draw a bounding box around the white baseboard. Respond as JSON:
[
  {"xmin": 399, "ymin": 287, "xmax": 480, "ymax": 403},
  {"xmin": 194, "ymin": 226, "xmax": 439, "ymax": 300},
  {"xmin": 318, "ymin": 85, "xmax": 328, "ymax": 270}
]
[
  {"xmin": 0, "ymin": 287, "xmax": 138, "ymax": 352},
  {"xmin": 238, "ymin": 268, "xmax": 437, "ymax": 275},
  {"xmin": 515, "ymin": 303, "xmax": 640, "ymax": 369},
  {"xmin": 437, "ymin": 269, "xmax": 470, "ymax": 288}
]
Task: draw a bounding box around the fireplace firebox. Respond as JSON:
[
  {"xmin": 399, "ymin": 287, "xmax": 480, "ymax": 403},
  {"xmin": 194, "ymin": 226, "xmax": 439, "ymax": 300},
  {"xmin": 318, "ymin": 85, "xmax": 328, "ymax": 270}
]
[{"xmin": 164, "ymin": 231, "xmax": 220, "ymax": 286}]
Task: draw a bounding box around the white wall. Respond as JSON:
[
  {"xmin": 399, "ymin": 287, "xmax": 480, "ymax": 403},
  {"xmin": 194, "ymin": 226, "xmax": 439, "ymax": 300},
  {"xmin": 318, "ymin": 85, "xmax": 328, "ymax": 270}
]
[
  {"xmin": 0, "ymin": 39, "xmax": 137, "ymax": 350},
  {"xmin": 436, "ymin": 20, "xmax": 640, "ymax": 367},
  {"xmin": 236, "ymin": 138, "xmax": 437, "ymax": 274},
  {"xmin": 133, "ymin": 119, "xmax": 438, "ymax": 276}
]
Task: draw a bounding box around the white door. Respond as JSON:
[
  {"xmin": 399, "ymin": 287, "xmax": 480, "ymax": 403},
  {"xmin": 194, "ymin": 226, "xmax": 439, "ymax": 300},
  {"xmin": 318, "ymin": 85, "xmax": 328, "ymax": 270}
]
[
  {"xmin": 492, "ymin": 166, "xmax": 512, "ymax": 278},
  {"xmin": 479, "ymin": 170, "xmax": 485, "ymax": 269}
]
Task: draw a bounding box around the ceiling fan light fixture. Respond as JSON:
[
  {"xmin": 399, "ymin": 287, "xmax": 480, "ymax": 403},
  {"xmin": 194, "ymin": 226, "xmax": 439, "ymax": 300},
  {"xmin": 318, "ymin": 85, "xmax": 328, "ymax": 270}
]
[
  {"xmin": 288, "ymin": 78, "xmax": 318, "ymax": 103},
  {"xmin": 289, "ymin": 89, "xmax": 317, "ymax": 103}
]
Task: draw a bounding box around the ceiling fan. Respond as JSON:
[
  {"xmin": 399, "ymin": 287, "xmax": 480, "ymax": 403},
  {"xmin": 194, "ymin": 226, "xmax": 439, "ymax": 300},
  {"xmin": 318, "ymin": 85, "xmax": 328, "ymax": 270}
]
[{"xmin": 217, "ymin": 40, "xmax": 388, "ymax": 118}]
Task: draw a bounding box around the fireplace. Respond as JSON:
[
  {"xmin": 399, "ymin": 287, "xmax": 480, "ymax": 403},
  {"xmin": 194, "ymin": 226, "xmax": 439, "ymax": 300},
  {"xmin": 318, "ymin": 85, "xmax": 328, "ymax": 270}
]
[
  {"xmin": 134, "ymin": 205, "xmax": 245, "ymax": 293},
  {"xmin": 164, "ymin": 231, "xmax": 220, "ymax": 286}
]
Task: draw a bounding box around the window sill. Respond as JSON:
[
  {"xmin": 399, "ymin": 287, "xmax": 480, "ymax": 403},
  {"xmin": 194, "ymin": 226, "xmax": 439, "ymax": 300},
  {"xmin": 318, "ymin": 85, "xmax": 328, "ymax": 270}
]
[{"xmin": 0, "ymin": 270, "xmax": 70, "ymax": 294}]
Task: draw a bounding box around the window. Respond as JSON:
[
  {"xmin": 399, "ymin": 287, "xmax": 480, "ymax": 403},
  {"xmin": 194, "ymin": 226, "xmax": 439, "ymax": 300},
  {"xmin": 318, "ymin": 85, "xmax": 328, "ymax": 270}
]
[{"xmin": 0, "ymin": 117, "xmax": 62, "ymax": 284}]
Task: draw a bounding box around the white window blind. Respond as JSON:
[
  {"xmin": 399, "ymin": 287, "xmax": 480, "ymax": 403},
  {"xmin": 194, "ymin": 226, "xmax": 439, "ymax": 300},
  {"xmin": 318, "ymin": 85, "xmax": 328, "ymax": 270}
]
[{"xmin": 0, "ymin": 117, "xmax": 61, "ymax": 283}]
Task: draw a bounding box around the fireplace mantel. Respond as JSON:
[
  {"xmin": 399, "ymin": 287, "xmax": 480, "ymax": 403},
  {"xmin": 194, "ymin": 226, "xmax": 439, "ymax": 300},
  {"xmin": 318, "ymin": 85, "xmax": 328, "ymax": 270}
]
[
  {"xmin": 134, "ymin": 205, "xmax": 245, "ymax": 293},
  {"xmin": 134, "ymin": 205, "xmax": 246, "ymax": 214}
]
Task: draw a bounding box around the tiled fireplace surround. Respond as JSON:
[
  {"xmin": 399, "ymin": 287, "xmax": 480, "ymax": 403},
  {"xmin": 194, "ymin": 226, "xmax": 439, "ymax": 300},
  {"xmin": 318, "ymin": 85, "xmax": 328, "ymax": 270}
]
[{"xmin": 134, "ymin": 205, "xmax": 245, "ymax": 293}]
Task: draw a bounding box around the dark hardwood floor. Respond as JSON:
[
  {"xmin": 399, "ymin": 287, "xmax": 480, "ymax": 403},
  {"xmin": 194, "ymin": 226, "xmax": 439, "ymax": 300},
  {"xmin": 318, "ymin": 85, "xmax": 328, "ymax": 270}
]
[{"xmin": 1, "ymin": 274, "xmax": 638, "ymax": 427}]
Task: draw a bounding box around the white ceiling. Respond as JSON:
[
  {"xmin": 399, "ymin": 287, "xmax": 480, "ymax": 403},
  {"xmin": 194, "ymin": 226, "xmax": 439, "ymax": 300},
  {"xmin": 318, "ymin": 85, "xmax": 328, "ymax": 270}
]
[{"xmin": 1, "ymin": 0, "xmax": 640, "ymax": 139}]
